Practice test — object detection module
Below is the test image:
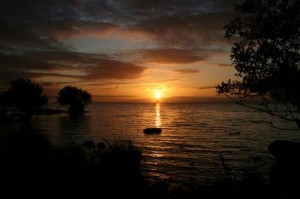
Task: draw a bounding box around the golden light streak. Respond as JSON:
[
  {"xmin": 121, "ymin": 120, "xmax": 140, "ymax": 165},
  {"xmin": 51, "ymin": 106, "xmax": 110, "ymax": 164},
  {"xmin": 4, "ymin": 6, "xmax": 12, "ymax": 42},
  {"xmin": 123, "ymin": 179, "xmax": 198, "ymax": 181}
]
[{"xmin": 155, "ymin": 103, "xmax": 161, "ymax": 128}]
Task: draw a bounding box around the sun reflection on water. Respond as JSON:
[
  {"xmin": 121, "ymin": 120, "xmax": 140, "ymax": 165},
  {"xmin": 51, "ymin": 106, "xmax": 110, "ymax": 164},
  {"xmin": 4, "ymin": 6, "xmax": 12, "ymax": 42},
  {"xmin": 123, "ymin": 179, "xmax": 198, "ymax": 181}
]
[{"xmin": 155, "ymin": 103, "xmax": 161, "ymax": 128}]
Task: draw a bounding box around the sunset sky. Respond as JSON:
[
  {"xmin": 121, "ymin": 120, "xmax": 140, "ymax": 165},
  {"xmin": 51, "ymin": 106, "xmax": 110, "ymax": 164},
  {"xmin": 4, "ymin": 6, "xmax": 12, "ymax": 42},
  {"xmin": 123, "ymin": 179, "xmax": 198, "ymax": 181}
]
[{"xmin": 0, "ymin": 0, "xmax": 239, "ymax": 103}]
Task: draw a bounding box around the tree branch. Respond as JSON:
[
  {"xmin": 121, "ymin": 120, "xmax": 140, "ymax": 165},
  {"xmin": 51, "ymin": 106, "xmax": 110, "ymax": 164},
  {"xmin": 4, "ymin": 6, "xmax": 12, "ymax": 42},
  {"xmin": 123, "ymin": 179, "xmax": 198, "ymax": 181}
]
[{"xmin": 222, "ymin": 93, "xmax": 300, "ymax": 130}]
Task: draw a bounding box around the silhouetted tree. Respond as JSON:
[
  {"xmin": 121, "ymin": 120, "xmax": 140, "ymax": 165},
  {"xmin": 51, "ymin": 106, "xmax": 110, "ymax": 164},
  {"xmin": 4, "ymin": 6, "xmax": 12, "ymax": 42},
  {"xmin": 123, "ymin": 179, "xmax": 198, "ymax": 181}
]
[
  {"xmin": 217, "ymin": 0, "xmax": 300, "ymax": 130},
  {"xmin": 57, "ymin": 86, "xmax": 91, "ymax": 116},
  {"xmin": 4, "ymin": 78, "xmax": 48, "ymax": 122}
]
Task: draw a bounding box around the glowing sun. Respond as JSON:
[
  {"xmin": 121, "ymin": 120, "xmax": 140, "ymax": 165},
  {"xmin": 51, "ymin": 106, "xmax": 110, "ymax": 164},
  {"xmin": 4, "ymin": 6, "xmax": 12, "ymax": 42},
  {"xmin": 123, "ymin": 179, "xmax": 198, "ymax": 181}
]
[{"xmin": 154, "ymin": 90, "xmax": 162, "ymax": 100}]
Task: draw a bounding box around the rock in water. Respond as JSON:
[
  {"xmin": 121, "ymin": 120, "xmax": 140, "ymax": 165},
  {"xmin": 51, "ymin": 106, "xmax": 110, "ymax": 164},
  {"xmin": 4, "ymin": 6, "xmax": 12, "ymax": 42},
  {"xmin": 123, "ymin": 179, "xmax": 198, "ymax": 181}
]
[
  {"xmin": 143, "ymin": 128, "xmax": 162, "ymax": 134},
  {"xmin": 269, "ymin": 140, "xmax": 300, "ymax": 165}
]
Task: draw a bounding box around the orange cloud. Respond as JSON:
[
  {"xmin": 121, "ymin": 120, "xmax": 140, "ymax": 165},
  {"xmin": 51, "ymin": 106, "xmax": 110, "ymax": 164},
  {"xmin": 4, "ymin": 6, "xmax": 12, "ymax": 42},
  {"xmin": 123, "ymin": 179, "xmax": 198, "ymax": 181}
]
[{"xmin": 173, "ymin": 69, "xmax": 200, "ymax": 74}]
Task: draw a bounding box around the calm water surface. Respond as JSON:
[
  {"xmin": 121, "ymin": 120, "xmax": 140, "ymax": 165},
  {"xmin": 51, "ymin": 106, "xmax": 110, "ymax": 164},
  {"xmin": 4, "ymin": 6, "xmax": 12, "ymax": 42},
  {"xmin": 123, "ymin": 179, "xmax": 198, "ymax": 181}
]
[{"xmin": 6, "ymin": 102, "xmax": 300, "ymax": 184}]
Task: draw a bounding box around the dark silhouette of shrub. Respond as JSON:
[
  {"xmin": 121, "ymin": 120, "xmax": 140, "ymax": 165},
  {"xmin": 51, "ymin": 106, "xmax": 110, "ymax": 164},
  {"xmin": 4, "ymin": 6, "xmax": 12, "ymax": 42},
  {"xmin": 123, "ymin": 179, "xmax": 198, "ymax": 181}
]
[
  {"xmin": 0, "ymin": 128, "xmax": 147, "ymax": 198},
  {"xmin": 57, "ymin": 86, "xmax": 91, "ymax": 117},
  {"xmin": 1, "ymin": 78, "xmax": 48, "ymax": 122}
]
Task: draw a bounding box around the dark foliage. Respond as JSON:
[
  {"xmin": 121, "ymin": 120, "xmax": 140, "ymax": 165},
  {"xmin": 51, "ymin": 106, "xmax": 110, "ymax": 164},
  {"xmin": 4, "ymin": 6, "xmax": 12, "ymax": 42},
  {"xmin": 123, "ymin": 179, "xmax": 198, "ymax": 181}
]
[
  {"xmin": 0, "ymin": 78, "xmax": 48, "ymax": 122},
  {"xmin": 0, "ymin": 129, "xmax": 147, "ymax": 199},
  {"xmin": 57, "ymin": 86, "xmax": 91, "ymax": 117},
  {"xmin": 217, "ymin": 0, "xmax": 300, "ymax": 130}
]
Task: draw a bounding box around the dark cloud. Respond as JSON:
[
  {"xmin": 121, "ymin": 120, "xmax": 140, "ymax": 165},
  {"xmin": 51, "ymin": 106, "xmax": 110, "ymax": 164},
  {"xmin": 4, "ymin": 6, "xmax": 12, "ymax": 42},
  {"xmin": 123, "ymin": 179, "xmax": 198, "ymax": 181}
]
[
  {"xmin": 83, "ymin": 58, "xmax": 146, "ymax": 80},
  {"xmin": 130, "ymin": 12, "xmax": 233, "ymax": 49},
  {"xmin": 0, "ymin": 0, "xmax": 235, "ymax": 52},
  {"xmin": 1, "ymin": 0, "xmax": 76, "ymax": 51},
  {"xmin": 113, "ymin": 0, "xmax": 236, "ymax": 16},
  {"xmin": 0, "ymin": 0, "xmax": 122, "ymax": 56},
  {"xmin": 0, "ymin": 51, "xmax": 146, "ymax": 83},
  {"xmin": 0, "ymin": 0, "xmax": 147, "ymax": 86},
  {"xmin": 0, "ymin": 0, "xmax": 237, "ymax": 93},
  {"xmin": 141, "ymin": 48, "xmax": 207, "ymax": 64}
]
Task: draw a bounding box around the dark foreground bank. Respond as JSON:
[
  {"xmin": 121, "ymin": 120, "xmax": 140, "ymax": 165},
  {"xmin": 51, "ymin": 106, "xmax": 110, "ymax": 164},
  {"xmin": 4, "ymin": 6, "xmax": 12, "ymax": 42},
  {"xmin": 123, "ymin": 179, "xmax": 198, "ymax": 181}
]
[{"xmin": 0, "ymin": 128, "xmax": 299, "ymax": 199}]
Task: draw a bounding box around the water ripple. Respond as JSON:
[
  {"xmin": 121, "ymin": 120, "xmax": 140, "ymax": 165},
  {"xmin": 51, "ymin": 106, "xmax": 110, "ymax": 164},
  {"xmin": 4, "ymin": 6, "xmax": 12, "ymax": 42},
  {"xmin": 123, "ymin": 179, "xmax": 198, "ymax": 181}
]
[{"xmin": 27, "ymin": 102, "xmax": 300, "ymax": 184}]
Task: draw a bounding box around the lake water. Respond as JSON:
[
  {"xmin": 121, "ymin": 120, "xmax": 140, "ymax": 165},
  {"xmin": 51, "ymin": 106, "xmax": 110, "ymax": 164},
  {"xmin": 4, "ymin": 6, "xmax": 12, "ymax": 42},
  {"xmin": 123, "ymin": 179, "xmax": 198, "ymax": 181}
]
[{"xmin": 3, "ymin": 102, "xmax": 299, "ymax": 184}]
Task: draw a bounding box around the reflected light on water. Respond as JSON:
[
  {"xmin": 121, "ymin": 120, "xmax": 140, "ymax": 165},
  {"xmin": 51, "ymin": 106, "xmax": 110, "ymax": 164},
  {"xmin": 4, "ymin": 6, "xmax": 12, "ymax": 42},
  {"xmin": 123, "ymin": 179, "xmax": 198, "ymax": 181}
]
[
  {"xmin": 23, "ymin": 103, "xmax": 300, "ymax": 185},
  {"xmin": 155, "ymin": 103, "xmax": 161, "ymax": 128}
]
